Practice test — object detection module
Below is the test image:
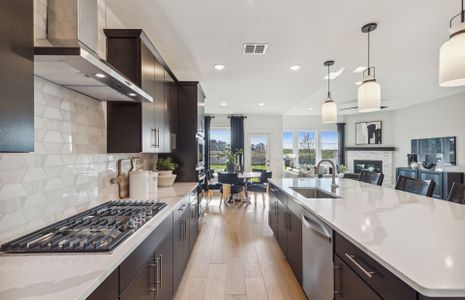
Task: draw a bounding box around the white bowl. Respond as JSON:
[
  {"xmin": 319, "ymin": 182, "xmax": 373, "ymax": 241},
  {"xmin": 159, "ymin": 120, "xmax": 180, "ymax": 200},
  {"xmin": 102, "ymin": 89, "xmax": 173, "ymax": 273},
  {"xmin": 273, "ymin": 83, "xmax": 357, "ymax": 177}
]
[{"xmin": 158, "ymin": 174, "xmax": 177, "ymax": 187}]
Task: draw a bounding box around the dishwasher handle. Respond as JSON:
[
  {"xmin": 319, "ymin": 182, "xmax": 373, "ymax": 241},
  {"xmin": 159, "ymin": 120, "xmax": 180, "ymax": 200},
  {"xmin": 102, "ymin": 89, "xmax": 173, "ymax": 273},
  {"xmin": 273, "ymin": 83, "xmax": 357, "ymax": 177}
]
[{"xmin": 302, "ymin": 212, "xmax": 332, "ymax": 241}]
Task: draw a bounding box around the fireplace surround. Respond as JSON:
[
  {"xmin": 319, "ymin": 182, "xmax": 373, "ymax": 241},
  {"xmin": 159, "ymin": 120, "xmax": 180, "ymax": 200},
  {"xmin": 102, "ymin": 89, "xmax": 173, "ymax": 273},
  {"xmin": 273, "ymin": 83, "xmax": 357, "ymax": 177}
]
[{"xmin": 354, "ymin": 160, "xmax": 383, "ymax": 174}]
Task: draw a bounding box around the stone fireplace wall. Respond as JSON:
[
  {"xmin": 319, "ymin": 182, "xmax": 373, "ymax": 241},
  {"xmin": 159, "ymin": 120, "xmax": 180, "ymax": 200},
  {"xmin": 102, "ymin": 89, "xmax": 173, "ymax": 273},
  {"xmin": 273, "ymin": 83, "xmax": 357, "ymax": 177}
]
[{"xmin": 347, "ymin": 151, "xmax": 394, "ymax": 186}]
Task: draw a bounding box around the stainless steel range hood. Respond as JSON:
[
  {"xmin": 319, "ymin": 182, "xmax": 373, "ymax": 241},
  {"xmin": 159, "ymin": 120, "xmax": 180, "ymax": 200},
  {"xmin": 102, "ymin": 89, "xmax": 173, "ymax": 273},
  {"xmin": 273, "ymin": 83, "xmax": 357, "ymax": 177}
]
[{"xmin": 34, "ymin": 0, "xmax": 153, "ymax": 103}]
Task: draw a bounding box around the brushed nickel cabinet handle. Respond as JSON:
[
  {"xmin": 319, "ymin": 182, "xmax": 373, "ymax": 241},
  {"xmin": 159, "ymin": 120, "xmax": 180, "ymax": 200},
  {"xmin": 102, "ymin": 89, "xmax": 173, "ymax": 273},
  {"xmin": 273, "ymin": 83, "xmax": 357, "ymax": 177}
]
[
  {"xmin": 159, "ymin": 254, "xmax": 163, "ymax": 289},
  {"xmin": 155, "ymin": 257, "xmax": 161, "ymax": 295},
  {"xmin": 344, "ymin": 253, "xmax": 376, "ymax": 278},
  {"xmin": 334, "ymin": 264, "xmax": 342, "ymax": 296}
]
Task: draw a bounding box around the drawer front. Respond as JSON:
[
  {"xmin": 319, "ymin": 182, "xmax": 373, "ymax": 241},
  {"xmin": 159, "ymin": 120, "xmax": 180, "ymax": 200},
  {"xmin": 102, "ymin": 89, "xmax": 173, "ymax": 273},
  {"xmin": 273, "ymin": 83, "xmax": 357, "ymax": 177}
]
[
  {"xmin": 119, "ymin": 213, "xmax": 172, "ymax": 294},
  {"xmin": 334, "ymin": 232, "xmax": 416, "ymax": 300},
  {"xmin": 173, "ymin": 195, "xmax": 190, "ymax": 222}
]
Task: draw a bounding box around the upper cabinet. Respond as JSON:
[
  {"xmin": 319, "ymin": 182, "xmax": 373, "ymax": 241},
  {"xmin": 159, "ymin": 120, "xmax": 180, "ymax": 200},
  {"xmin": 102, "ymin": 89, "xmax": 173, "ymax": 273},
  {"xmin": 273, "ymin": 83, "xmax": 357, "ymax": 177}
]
[
  {"xmin": 0, "ymin": 0, "xmax": 34, "ymax": 153},
  {"xmin": 105, "ymin": 29, "xmax": 177, "ymax": 153}
]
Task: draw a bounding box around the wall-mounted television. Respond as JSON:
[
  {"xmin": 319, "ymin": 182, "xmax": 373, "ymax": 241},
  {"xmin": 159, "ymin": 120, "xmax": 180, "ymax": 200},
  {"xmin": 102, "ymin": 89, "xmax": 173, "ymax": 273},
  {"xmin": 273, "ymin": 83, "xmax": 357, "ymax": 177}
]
[{"xmin": 411, "ymin": 136, "xmax": 456, "ymax": 166}]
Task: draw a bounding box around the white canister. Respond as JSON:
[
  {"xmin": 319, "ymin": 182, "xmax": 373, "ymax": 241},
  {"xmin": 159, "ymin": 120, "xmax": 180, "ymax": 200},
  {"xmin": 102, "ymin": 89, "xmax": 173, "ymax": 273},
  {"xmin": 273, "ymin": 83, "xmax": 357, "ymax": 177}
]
[
  {"xmin": 149, "ymin": 171, "xmax": 159, "ymax": 199},
  {"xmin": 129, "ymin": 170, "xmax": 149, "ymax": 199}
]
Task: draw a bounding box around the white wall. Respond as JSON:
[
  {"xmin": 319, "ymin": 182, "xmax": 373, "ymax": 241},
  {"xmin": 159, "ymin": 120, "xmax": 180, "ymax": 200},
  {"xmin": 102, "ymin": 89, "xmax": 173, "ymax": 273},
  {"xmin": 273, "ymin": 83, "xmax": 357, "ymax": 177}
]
[
  {"xmin": 283, "ymin": 115, "xmax": 336, "ymax": 132},
  {"xmin": 342, "ymin": 110, "xmax": 396, "ymax": 147},
  {"xmin": 211, "ymin": 114, "xmax": 284, "ymax": 178},
  {"xmin": 393, "ymin": 93, "xmax": 465, "ymax": 171}
]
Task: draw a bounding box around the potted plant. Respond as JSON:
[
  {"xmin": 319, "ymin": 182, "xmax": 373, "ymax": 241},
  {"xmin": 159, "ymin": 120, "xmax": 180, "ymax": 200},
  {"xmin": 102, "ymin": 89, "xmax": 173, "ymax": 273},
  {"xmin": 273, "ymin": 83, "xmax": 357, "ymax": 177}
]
[
  {"xmin": 217, "ymin": 149, "xmax": 242, "ymax": 173},
  {"xmin": 337, "ymin": 164, "xmax": 348, "ymax": 177},
  {"xmin": 156, "ymin": 157, "xmax": 177, "ymax": 175}
]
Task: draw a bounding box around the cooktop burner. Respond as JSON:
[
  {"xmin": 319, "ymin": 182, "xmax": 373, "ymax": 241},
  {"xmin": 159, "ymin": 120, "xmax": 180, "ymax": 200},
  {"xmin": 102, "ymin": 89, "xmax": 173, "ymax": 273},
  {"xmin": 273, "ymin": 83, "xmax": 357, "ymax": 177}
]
[{"xmin": 0, "ymin": 200, "xmax": 167, "ymax": 253}]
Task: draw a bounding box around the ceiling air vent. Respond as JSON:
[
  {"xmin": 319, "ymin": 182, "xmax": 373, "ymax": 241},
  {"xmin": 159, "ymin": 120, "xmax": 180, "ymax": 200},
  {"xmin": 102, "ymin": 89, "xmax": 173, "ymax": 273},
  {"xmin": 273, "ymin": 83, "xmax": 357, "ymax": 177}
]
[{"xmin": 243, "ymin": 43, "xmax": 268, "ymax": 55}]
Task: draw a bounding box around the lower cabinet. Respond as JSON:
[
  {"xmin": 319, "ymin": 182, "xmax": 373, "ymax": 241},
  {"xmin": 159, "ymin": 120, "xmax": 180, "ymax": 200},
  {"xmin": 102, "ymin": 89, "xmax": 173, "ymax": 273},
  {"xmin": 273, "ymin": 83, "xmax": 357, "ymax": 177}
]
[
  {"xmin": 189, "ymin": 199, "xmax": 199, "ymax": 253},
  {"xmin": 154, "ymin": 232, "xmax": 174, "ymax": 300},
  {"xmin": 87, "ymin": 269, "xmax": 118, "ymax": 300},
  {"xmin": 268, "ymin": 185, "xmax": 279, "ymax": 236},
  {"xmin": 120, "ymin": 256, "xmax": 157, "ymax": 300},
  {"xmin": 286, "ymin": 208, "xmax": 302, "ymax": 284},
  {"xmin": 173, "ymin": 204, "xmax": 191, "ymax": 290},
  {"xmin": 334, "ymin": 255, "xmax": 382, "ymax": 300},
  {"xmin": 276, "ymin": 195, "xmax": 288, "ymax": 257}
]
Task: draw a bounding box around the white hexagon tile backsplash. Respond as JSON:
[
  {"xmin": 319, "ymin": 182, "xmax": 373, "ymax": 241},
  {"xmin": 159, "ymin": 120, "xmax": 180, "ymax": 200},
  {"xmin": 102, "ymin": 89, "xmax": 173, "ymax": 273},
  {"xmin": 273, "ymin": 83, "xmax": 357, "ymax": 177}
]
[{"xmin": 0, "ymin": 77, "xmax": 153, "ymax": 244}]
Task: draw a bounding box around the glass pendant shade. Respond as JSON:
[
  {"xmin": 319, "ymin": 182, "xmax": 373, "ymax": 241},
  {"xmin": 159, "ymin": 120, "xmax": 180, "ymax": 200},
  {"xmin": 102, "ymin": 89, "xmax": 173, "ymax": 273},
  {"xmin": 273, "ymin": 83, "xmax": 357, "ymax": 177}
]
[
  {"xmin": 358, "ymin": 80, "xmax": 381, "ymax": 113},
  {"xmin": 439, "ymin": 24, "xmax": 465, "ymax": 87},
  {"xmin": 321, "ymin": 98, "xmax": 337, "ymax": 123}
]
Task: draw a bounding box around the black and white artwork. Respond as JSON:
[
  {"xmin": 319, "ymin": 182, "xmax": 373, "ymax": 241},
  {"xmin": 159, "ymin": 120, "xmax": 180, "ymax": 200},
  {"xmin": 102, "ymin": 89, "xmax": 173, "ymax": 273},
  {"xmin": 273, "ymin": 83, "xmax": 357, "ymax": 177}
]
[{"xmin": 355, "ymin": 121, "xmax": 382, "ymax": 145}]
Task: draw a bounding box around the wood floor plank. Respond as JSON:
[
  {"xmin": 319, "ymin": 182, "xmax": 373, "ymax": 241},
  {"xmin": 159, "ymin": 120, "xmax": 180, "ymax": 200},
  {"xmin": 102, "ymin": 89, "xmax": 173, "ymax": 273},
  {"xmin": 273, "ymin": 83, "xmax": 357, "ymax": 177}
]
[
  {"xmin": 174, "ymin": 195, "xmax": 305, "ymax": 300},
  {"xmin": 245, "ymin": 277, "xmax": 268, "ymax": 300}
]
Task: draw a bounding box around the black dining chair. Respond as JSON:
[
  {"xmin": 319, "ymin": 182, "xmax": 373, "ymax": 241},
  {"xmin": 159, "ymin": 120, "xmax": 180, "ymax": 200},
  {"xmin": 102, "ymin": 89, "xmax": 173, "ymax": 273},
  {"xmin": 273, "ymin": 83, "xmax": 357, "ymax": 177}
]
[
  {"xmin": 206, "ymin": 169, "xmax": 222, "ymax": 202},
  {"xmin": 358, "ymin": 170, "xmax": 384, "ymax": 186},
  {"xmin": 447, "ymin": 182, "xmax": 465, "ymax": 204},
  {"xmin": 395, "ymin": 175, "xmax": 436, "ymax": 197},
  {"xmin": 343, "ymin": 173, "xmax": 361, "ymax": 180},
  {"xmin": 218, "ymin": 172, "xmax": 245, "ymax": 205},
  {"xmin": 247, "ymin": 171, "xmax": 272, "ymax": 204}
]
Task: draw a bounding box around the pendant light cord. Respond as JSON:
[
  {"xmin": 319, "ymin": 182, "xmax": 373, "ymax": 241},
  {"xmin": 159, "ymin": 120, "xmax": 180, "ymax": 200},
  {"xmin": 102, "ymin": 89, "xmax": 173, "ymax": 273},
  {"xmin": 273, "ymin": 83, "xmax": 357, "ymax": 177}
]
[
  {"xmin": 367, "ymin": 30, "xmax": 371, "ymax": 76},
  {"xmin": 327, "ymin": 64, "xmax": 331, "ymax": 98},
  {"xmin": 462, "ymin": 0, "xmax": 464, "ymax": 23}
]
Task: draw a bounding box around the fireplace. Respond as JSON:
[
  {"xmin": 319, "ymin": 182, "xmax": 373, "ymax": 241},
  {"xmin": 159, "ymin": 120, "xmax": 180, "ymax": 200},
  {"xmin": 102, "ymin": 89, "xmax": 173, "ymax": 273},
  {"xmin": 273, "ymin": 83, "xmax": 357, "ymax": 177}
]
[{"xmin": 354, "ymin": 160, "xmax": 383, "ymax": 174}]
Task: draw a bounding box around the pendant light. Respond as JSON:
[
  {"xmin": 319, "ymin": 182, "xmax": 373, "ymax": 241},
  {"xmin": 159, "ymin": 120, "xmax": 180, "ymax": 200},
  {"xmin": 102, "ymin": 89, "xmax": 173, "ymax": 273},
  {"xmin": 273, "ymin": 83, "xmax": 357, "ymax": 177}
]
[
  {"xmin": 321, "ymin": 60, "xmax": 337, "ymax": 123},
  {"xmin": 358, "ymin": 23, "xmax": 381, "ymax": 113},
  {"xmin": 439, "ymin": 0, "xmax": 465, "ymax": 87}
]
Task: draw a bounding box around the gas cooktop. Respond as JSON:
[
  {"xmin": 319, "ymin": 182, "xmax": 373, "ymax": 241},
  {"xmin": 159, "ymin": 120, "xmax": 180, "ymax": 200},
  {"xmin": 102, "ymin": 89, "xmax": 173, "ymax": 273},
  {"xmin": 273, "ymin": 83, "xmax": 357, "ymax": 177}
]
[{"xmin": 0, "ymin": 200, "xmax": 167, "ymax": 253}]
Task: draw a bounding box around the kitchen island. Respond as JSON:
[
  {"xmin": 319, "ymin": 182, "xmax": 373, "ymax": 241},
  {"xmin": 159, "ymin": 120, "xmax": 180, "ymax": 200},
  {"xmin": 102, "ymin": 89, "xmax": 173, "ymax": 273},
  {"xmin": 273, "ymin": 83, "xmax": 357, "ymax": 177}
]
[
  {"xmin": 269, "ymin": 177, "xmax": 465, "ymax": 299},
  {"xmin": 0, "ymin": 182, "xmax": 198, "ymax": 300}
]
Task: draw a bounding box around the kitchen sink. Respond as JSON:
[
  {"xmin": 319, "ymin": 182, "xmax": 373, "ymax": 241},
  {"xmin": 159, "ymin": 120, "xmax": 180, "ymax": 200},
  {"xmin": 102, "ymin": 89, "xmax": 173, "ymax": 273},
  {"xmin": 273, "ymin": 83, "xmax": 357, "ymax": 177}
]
[{"xmin": 289, "ymin": 187, "xmax": 338, "ymax": 199}]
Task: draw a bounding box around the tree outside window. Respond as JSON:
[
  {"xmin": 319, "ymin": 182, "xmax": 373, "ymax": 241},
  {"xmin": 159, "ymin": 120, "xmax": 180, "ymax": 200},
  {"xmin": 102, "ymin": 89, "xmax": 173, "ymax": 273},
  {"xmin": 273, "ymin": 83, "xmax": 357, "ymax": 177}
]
[
  {"xmin": 298, "ymin": 131, "xmax": 316, "ymax": 165},
  {"xmin": 320, "ymin": 130, "xmax": 338, "ymax": 162}
]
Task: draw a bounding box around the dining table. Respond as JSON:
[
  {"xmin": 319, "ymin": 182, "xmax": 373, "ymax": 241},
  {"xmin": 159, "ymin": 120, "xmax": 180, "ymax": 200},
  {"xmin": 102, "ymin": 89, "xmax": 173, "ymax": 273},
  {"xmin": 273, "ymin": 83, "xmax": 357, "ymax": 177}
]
[{"xmin": 219, "ymin": 171, "xmax": 263, "ymax": 203}]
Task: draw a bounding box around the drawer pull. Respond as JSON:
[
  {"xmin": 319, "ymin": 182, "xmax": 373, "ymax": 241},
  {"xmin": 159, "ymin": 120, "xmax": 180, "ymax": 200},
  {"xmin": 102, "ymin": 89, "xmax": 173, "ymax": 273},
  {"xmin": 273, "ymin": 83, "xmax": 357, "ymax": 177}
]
[{"xmin": 344, "ymin": 253, "xmax": 376, "ymax": 278}]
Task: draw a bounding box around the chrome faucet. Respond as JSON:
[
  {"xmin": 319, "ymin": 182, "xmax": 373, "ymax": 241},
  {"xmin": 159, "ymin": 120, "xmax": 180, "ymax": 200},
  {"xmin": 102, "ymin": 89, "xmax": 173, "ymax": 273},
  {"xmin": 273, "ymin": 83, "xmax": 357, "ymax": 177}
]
[{"xmin": 316, "ymin": 160, "xmax": 339, "ymax": 188}]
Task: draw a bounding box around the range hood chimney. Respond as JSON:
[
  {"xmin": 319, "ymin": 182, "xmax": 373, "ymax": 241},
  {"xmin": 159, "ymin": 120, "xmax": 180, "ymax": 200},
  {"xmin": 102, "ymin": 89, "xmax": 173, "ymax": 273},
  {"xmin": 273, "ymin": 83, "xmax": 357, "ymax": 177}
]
[{"xmin": 34, "ymin": 0, "xmax": 153, "ymax": 102}]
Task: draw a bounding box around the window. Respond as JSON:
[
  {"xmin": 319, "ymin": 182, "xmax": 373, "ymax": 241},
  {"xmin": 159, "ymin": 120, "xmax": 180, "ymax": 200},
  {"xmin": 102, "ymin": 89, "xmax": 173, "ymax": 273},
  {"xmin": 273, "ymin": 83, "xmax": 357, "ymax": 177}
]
[
  {"xmin": 320, "ymin": 130, "xmax": 338, "ymax": 162},
  {"xmin": 298, "ymin": 131, "xmax": 316, "ymax": 165},
  {"xmin": 209, "ymin": 128, "xmax": 231, "ymax": 171},
  {"xmin": 282, "ymin": 131, "xmax": 294, "ymax": 168}
]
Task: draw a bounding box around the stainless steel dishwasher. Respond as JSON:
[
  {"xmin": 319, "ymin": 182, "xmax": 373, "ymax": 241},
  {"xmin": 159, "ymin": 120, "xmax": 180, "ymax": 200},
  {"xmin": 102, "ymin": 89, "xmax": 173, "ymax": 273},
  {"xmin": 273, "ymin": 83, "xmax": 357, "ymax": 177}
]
[{"xmin": 302, "ymin": 209, "xmax": 334, "ymax": 300}]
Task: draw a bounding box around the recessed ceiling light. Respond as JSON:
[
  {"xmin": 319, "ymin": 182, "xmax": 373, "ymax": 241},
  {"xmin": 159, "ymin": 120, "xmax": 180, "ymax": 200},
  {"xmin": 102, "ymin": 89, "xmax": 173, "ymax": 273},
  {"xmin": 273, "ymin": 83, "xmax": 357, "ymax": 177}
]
[
  {"xmin": 214, "ymin": 64, "xmax": 225, "ymax": 70},
  {"xmin": 353, "ymin": 66, "xmax": 367, "ymax": 73},
  {"xmin": 128, "ymin": 93, "xmax": 137, "ymax": 97},
  {"xmin": 258, "ymin": 102, "xmax": 265, "ymax": 106},
  {"xmin": 95, "ymin": 73, "xmax": 106, "ymax": 78},
  {"xmin": 308, "ymin": 107, "xmax": 313, "ymax": 110},
  {"xmin": 220, "ymin": 102, "xmax": 227, "ymax": 107},
  {"xmin": 290, "ymin": 65, "xmax": 302, "ymax": 71},
  {"xmin": 355, "ymin": 81, "xmax": 363, "ymax": 85}
]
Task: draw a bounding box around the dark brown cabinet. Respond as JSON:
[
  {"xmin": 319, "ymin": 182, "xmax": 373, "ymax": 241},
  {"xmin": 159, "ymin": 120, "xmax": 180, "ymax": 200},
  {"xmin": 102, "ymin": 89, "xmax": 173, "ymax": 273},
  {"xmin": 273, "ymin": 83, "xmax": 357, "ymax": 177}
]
[
  {"xmin": 189, "ymin": 196, "xmax": 199, "ymax": 253},
  {"xmin": 120, "ymin": 257, "xmax": 157, "ymax": 300},
  {"xmin": 268, "ymin": 185, "xmax": 279, "ymax": 237},
  {"xmin": 334, "ymin": 255, "xmax": 382, "ymax": 300},
  {"xmin": 154, "ymin": 231, "xmax": 174, "ymax": 300},
  {"xmin": 86, "ymin": 269, "xmax": 118, "ymax": 300},
  {"xmin": 173, "ymin": 203, "xmax": 190, "ymax": 290},
  {"xmin": 165, "ymin": 71, "xmax": 178, "ymax": 152},
  {"xmin": 0, "ymin": 0, "xmax": 34, "ymax": 153},
  {"xmin": 286, "ymin": 208, "xmax": 302, "ymax": 284},
  {"xmin": 105, "ymin": 29, "xmax": 177, "ymax": 154},
  {"xmin": 276, "ymin": 195, "xmax": 288, "ymax": 257}
]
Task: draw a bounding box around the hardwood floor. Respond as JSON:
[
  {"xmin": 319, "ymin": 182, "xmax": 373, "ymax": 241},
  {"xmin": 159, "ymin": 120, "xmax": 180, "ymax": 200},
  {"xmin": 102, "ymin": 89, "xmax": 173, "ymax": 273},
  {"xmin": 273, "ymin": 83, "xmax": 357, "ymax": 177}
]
[{"xmin": 174, "ymin": 194, "xmax": 307, "ymax": 300}]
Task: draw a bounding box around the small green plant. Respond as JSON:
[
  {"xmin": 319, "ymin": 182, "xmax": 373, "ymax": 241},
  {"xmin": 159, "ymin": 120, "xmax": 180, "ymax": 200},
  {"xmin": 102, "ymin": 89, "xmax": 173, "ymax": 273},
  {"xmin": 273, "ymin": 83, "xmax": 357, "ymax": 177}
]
[
  {"xmin": 216, "ymin": 148, "xmax": 243, "ymax": 163},
  {"xmin": 337, "ymin": 164, "xmax": 348, "ymax": 173},
  {"xmin": 156, "ymin": 157, "xmax": 178, "ymax": 171}
]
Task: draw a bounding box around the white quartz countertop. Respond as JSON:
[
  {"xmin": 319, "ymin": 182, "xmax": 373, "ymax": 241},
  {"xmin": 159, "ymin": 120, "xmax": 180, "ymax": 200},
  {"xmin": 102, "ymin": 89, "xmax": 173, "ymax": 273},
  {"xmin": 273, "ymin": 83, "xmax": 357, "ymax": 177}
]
[
  {"xmin": 269, "ymin": 177, "xmax": 465, "ymax": 298},
  {"xmin": 0, "ymin": 182, "xmax": 198, "ymax": 300}
]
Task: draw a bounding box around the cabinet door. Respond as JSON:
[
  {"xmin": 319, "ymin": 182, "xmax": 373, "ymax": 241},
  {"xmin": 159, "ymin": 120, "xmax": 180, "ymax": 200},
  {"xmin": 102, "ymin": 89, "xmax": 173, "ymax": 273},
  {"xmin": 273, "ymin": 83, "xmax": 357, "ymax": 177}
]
[
  {"xmin": 277, "ymin": 197, "xmax": 288, "ymax": 257},
  {"xmin": 173, "ymin": 209, "xmax": 190, "ymax": 290},
  {"xmin": 189, "ymin": 201, "xmax": 199, "ymax": 253},
  {"xmin": 0, "ymin": 0, "xmax": 34, "ymax": 152},
  {"xmin": 197, "ymin": 86, "xmax": 205, "ymax": 135},
  {"xmin": 141, "ymin": 42, "xmax": 156, "ymax": 153},
  {"xmin": 154, "ymin": 231, "xmax": 173, "ymax": 300},
  {"xmin": 334, "ymin": 255, "xmax": 382, "ymax": 300},
  {"xmin": 86, "ymin": 269, "xmax": 118, "ymax": 300},
  {"xmin": 397, "ymin": 168, "xmax": 417, "ymax": 179},
  {"xmin": 154, "ymin": 58, "xmax": 165, "ymax": 152},
  {"xmin": 287, "ymin": 209, "xmax": 302, "ymax": 284},
  {"xmin": 419, "ymin": 171, "xmax": 443, "ymax": 199},
  {"xmin": 120, "ymin": 256, "xmax": 157, "ymax": 300},
  {"xmin": 268, "ymin": 186, "xmax": 279, "ymax": 237},
  {"xmin": 165, "ymin": 70, "xmax": 177, "ymax": 152}
]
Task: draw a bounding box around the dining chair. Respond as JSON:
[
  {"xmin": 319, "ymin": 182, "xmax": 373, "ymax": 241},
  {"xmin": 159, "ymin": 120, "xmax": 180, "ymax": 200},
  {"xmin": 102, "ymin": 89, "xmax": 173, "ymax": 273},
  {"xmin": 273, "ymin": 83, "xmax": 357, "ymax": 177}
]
[
  {"xmin": 358, "ymin": 170, "xmax": 384, "ymax": 186},
  {"xmin": 206, "ymin": 169, "xmax": 222, "ymax": 202},
  {"xmin": 247, "ymin": 171, "xmax": 272, "ymax": 204},
  {"xmin": 218, "ymin": 172, "xmax": 245, "ymax": 205},
  {"xmin": 447, "ymin": 182, "xmax": 465, "ymax": 204},
  {"xmin": 395, "ymin": 175, "xmax": 436, "ymax": 197},
  {"xmin": 343, "ymin": 173, "xmax": 361, "ymax": 180}
]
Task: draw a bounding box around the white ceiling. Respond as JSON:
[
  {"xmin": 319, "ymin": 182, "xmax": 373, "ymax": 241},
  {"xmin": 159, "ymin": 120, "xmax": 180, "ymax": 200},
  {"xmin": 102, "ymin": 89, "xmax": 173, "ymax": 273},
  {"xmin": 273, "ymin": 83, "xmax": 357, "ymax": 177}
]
[{"xmin": 105, "ymin": 0, "xmax": 465, "ymax": 116}]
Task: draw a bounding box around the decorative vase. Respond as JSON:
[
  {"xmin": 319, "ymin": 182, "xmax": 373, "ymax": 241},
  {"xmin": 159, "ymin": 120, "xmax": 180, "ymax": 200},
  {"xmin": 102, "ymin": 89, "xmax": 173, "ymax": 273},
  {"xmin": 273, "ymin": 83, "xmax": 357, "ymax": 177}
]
[{"xmin": 226, "ymin": 161, "xmax": 235, "ymax": 173}]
